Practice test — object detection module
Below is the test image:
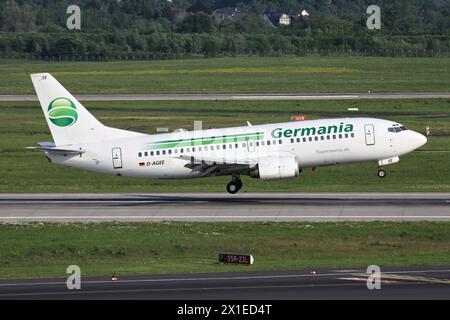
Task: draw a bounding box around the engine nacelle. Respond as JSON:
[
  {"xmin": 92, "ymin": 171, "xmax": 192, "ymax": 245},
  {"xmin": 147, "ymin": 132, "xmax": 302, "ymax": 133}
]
[{"xmin": 249, "ymin": 154, "xmax": 300, "ymax": 180}]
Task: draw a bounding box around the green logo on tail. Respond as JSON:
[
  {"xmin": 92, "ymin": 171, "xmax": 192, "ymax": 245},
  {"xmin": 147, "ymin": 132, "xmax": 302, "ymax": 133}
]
[{"xmin": 47, "ymin": 98, "xmax": 78, "ymax": 127}]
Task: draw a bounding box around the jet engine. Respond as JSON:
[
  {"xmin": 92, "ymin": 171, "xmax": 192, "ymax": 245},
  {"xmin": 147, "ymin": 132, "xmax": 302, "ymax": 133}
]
[{"xmin": 249, "ymin": 154, "xmax": 300, "ymax": 180}]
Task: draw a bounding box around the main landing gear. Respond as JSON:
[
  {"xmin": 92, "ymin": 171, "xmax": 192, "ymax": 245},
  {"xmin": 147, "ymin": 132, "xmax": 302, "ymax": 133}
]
[
  {"xmin": 227, "ymin": 175, "xmax": 243, "ymax": 194},
  {"xmin": 377, "ymin": 167, "xmax": 387, "ymax": 178}
]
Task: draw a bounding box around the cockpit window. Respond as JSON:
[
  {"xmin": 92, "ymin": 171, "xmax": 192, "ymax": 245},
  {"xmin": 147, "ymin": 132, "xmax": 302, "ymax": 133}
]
[{"xmin": 388, "ymin": 126, "xmax": 408, "ymax": 133}]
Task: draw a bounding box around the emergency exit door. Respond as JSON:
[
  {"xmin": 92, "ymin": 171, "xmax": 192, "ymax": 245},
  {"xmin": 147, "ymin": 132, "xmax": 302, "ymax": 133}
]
[
  {"xmin": 364, "ymin": 124, "xmax": 375, "ymax": 146},
  {"xmin": 112, "ymin": 147, "xmax": 123, "ymax": 169}
]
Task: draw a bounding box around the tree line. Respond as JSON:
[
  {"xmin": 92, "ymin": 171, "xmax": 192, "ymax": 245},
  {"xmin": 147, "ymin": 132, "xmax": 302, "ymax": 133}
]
[{"xmin": 0, "ymin": 0, "xmax": 448, "ymax": 58}]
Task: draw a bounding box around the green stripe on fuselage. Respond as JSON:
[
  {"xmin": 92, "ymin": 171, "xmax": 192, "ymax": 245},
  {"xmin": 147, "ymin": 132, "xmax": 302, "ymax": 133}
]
[{"xmin": 146, "ymin": 132, "xmax": 264, "ymax": 150}]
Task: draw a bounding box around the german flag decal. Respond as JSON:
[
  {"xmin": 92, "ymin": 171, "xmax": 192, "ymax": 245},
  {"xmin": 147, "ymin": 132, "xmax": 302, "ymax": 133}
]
[{"xmin": 139, "ymin": 162, "xmax": 145, "ymax": 167}]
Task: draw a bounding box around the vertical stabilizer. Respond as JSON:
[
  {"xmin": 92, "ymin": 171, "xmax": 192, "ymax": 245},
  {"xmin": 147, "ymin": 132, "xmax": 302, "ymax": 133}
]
[{"xmin": 31, "ymin": 73, "xmax": 140, "ymax": 146}]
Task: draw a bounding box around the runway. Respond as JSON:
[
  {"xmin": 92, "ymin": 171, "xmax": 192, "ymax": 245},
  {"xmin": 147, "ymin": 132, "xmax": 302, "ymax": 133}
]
[
  {"xmin": 1, "ymin": 265, "xmax": 449, "ymax": 299},
  {"xmin": 1, "ymin": 92, "xmax": 450, "ymax": 101},
  {"xmin": 0, "ymin": 193, "xmax": 449, "ymax": 222}
]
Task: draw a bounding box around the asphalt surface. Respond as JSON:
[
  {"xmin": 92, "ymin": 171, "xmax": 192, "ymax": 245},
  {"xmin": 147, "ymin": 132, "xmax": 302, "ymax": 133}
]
[
  {"xmin": 1, "ymin": 92, "xmax": 450, "ymax": 101},
  {"xmin": 0, "ymin": 193, "xmax": 449, "ymax": 222},
  {"xmin": 1, "ymin": 266, "xmax": 449, "ymax": 300}
]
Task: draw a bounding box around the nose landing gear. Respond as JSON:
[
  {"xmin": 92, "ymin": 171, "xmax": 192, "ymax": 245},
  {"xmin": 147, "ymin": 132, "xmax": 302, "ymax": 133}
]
[
  {"xmin": 377, "ymin": 167, "xmax": 387, "ymax": 178},
  {"xmin": 377, "ymin": 157, "xmax": 399, "ymax": 179},
  {"xmin": 226, "ymin": 175, "xmax": 243, "ymax": 194}
]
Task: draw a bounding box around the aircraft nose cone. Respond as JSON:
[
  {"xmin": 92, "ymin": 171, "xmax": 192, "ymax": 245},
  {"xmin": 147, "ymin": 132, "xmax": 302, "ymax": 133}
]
[{"xmin": 413, "ymin": 131, "xmax": 427, "ymax": 149}]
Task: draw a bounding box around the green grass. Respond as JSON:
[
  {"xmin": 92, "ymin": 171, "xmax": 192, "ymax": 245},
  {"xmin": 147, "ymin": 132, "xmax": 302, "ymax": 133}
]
[
  {"xmin": 1, "ymin": 221, "xmax": 450, "ymax": 279},
  {"xmin": 1, "ymin": 56, "xmax": 450, "ymax": 94},
  {"xmin": 0, "ymin": 98, "xmax": 449, "ymax": 193}
]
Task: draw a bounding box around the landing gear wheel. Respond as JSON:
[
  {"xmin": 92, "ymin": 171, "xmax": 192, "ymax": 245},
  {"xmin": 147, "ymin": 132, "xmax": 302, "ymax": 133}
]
[
  {"xmin": 227, "ymin": 181, "xmax": 240, "ymax": 194},
  {"xmin": 377, "ymin": 169, "xmax": 387, "ymax": 178},
  {"xmin": 227, "ymin": 176, "xmax": 243, "ymax": 194}
]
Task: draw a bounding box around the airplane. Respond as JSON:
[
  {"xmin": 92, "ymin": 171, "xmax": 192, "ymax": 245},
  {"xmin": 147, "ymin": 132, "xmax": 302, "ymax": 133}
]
[{"xmin": 28, "ymin": 73, "xmax": 427, "ymax": 194}]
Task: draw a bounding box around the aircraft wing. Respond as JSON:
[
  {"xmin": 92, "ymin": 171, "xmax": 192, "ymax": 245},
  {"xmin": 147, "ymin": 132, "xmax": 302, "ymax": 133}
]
[
  {"xmin": 176, "ymin": 154, "xmax": 257, "ymax": 165},
  {"xmin": 175, "ymin": 154, "xmax": 257, "ymax": 177}
]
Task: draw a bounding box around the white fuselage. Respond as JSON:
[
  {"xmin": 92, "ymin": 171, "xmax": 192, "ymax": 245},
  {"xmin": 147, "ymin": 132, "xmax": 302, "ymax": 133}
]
[{"xmin": 46, "ymin": 117, "xmax": 427, "ymax": 180}]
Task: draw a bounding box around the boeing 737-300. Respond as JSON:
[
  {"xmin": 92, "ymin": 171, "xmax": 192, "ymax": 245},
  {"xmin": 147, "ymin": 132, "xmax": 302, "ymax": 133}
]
[{"xmin": 28, "ymin": 73, "xmax": 427, "ymax": 193}]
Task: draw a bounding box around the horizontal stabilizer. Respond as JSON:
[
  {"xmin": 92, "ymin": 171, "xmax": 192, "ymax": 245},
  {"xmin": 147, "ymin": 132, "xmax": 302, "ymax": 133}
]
[{"xmin": 26, "ymin": 142, "xmax": 84, "ymax": 155}]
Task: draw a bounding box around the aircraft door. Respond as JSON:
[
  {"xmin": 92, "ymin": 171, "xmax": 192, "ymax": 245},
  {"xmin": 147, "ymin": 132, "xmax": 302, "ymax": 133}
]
[
  {"xmin": 364, "ymin": 124, "xmax": 375, "ymax": 146},
  {"xmin": 112, "ymin": 147, "xmax": 123, "ymax": 169}
]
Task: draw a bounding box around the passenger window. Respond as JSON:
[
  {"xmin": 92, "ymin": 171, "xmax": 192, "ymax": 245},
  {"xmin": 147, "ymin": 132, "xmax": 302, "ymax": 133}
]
[
  {"xmin": 223, "ymin": 145, "xmax": 226, "ymax": 149},
  {"xmin": 339, "ymin": 134, "xmax": 342, "ymax": 139},
  {"xmin": 235, "ymin": 143, "xmax": 239, "ymax": 148},
  {"xmin": 351, "ymin": 133, "xmax": 355, "ymax": 138},
  {"xmin": 314, "ymin": 136, "xmax": 318, "ymax": 141},
  {"xmin": 180, "ymin": 148, "xmax": 184, "ymax": 153},
  {"xmin": 150, "ymin": 151, "xmax": 154, "ymax": 156},
  {"xmin": 138, "ymin": 152, "xmax": 142, "ymax": 157},
  {"xmin": 309, "ymin": 137, "xmax": 312, "ymax": 142},
  {"xmin": 327, "ymin": 135, "xmax": 330, "ymax": 140},
  {"xmin": 267, "ymin": 141, "xmax": 271, "ymax": 145},
  {"xmin": 216, "ymin": 145, "xmax": 220, "ymax": 150},
  {"xmin": 261, "ymin": 141, "xmax": 265, "ymax": 146},
  {"xmin": 168, "ymin": 150, "xmax": 172, "ymax": 154},
  {"xmin": 394, "ymin": 127, "xmax": 401, "ymax": 133},
  {"xmin": 272, "ymin": 140, "xmax": 276, "ymax": 145},
  {"xmin": 291, "ymin": 138, "xmax": 294, "ymax": 143},
  {"xmin": 279, "ymin": 139, "xmax": 282, "ymax": 144},
  {"xmin": 303, "ymin": 138, "xmax": 306, "ymax": 142},
  {"xmin": 229, "ymin": 144, "xmax": 233, "ymax": 149},
  {"xmin": 388, "ymin": 128, "xmax": 395, "ymax": 133},
  {"xmin": 156, "ymin": 151, "xmax": 160, "ymax": 155},
  {"xmin": 186, "ymin": 148, "xmax": 190, "ymax": 152},
  {"xmin": 320, "ymin": 136, "xmax": 324, "ymax": 140},
  {"xmin": 162, "ymin": 150, "xmax": 166, "ymax": 155},
  {"xmin": 333, "ymin": 135, "xmax": 336, "ymax": 139},
  {"xmin": 296, "ymin": 138, "xmax": 300, "ymax": 143},
  {"xmin": 242, "ymin": 143, "xmax": 246, "ymax": 148},
  {"xmin": 192, "ymin": 147, "xmax": 196, "ymax": 152},
  {"xmin": 345, "ymin": 134, "xmax": 348, "ymax": 138},
  {"xmin": 174, "ymin": 149, "xmax": 178, "ymax": 154}
]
